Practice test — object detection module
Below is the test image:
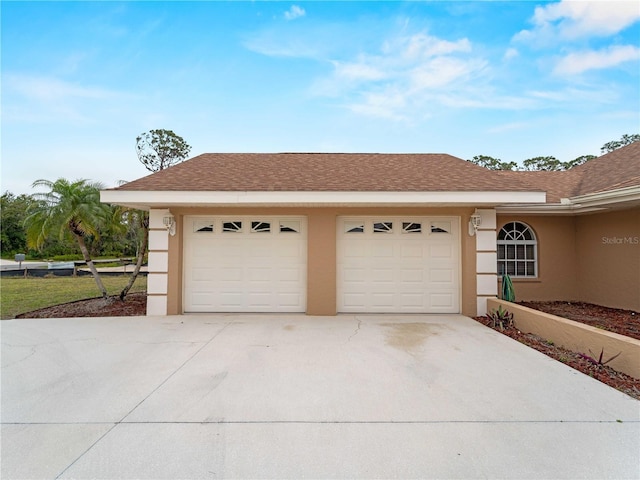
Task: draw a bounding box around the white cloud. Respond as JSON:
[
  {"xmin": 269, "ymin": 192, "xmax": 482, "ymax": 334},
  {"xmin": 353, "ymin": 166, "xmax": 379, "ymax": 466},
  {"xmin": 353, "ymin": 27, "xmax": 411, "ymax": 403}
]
[
  {"xmin": 332, "ymin": 60, "xmax": 387, "ymax": 82},
  {"xmin": 5, "ymin": 74, "xmax": 118, "ymax": 102},
  {"xmin": 347, "ymin": 90, "xmax": 409, "ymax": 121},
  {"xmin": 504, "ymin": 48, "xmax": 519, "ymax": 60},
  {"xmin": 284, "ymin": 5, "xmax": 306, "ymax": 21},
  {"xmin": 554, "ymin": 45, "xmax": 640, "ymax": 75},
  {"xmin": 515, "ymin": 0, "xmax": 640, "ymax": 42},
  {"xmin": 313, "ymin": 32, "xmax": 489, "ymax": 120},
  {"xmin": 386, "ymin": 33, "xmax": 471, "ymax": 59},
  {"xmin": 3, "ymin": 73, "xmax": 131, "ymax": 124}
]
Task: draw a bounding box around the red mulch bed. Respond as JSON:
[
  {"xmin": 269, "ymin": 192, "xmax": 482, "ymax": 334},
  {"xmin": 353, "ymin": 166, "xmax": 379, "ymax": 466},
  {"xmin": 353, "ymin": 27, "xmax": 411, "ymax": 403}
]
[
  {"xmin": 519, "ymin": 301, "xmax": 640, "ymax": 340},
  {"xmin": 475, "ymin": 300, "xmax": 640, "ymax": 401},
  {"xmin": 15, "ymin": 292, "xmax": 147, "ymax": 318}
]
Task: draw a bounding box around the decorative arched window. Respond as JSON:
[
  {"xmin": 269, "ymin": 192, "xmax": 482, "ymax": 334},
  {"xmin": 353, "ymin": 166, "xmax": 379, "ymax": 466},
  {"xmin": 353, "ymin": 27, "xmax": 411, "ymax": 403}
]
[{"xmin": 497, "ymin": 221, "xmax": 537, "ymax": 277}]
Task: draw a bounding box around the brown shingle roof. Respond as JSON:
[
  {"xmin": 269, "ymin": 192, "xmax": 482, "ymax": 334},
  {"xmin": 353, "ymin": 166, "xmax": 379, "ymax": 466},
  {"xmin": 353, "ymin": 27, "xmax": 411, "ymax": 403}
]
[
  {"xmin": 495, "ymin": 170, "xmax": 581, "ymax": 203},
  {"xmin": 494, "ymin": 142, "xmax": 640, "ymax": 202},
  {"xmin": 570, "ymin": 141, "xmax": 640, "ymax": 196},
  {"xmin": 115, "ymin": 153, "xmax": 538, "ymax": 193},
  {"xmin": 113, "ymin": 144, "xmax": 640, "ymax": 203}
]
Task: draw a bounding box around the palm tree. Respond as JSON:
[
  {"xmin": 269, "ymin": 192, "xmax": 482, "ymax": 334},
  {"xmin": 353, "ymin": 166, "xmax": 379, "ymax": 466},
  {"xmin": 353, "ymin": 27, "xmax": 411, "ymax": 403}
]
[
  {"xmin": 118, "ymin": 207, "xmax": 149, "ymax": 301},
  {"xmin": 25, "ymin": 178, "xmax": 111, "ymax": 299}
]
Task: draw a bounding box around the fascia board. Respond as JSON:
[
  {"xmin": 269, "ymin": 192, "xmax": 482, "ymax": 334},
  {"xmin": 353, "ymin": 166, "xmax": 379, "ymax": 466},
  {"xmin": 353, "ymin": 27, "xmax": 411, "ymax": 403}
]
[
  {"xmin": 100, "ymin": 190, "xmax": 546, "ymax": 207},
  {"xmin": 497, "ymin": 186, "xmax": 640, "ymax": 214},
  {"xmin": 567, "ymin": 186, "xmax": 640, "ymax": 207}
]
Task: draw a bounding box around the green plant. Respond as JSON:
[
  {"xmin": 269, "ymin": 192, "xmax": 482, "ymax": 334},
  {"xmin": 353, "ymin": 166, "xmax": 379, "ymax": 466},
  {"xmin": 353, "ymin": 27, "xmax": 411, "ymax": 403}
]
[
  {"xmin": 487, "ymin": 305, "xmax": 514, "ymax": 331},
  {"xmin": 501, "ymin": 274, "xmax": 515, "ymax": 302},
  {"xmin": 578, "ymin": 348, "xmax": 622, "ymax": 368}
]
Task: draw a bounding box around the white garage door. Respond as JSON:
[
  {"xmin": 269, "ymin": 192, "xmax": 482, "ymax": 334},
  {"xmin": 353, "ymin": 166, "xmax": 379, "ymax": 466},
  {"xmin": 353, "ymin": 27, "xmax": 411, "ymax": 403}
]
[
  {"xmin": 183, "ymin": 216, "xmax": 306, "ymax": 312},
  {"xmin": 337, "ymin": 217, "xmax": 460, "ymax": 313}
]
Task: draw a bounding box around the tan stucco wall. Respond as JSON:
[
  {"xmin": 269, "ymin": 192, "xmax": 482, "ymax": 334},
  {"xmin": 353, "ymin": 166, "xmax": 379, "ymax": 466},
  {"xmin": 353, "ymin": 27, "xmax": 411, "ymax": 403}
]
[
  {"xmin": 307, "ymin": 211, "xmax": 337, "ymax": 315},
  {"xmin": 165, "ymin": 206, "xmax": 477, "ymax": 316},
  {"xmin": 166, "ymin": 213, "xmax": 183, "ymax": 315},
  {"xmin": 575, "ymin": 207, "xmax": 640, "ymax": 311},
  {"xmin": 488, "ymin": 298, "xmax": 640, "ymax": 379},
  {"xmin": 496, "ymin": 215, "xmax": 578, "ymax": 302}
]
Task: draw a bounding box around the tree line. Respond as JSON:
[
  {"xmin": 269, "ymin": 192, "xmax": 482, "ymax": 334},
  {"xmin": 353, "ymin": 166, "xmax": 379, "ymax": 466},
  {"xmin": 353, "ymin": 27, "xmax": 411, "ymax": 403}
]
[{"xmin": 468, "ymin": 133, "xmax": 639, "ymax": 171}]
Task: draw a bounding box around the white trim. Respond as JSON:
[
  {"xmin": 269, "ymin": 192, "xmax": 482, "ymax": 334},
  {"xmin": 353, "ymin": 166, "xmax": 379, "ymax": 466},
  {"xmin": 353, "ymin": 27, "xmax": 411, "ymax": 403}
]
[
  {"xmin": 149, "ymin": 209, "xmax": 172, "ymax": 229},
  {"xmin": 497, "ymin": 186, "xmax": 640, "ymax": 214},
  {"xmin": 477, "ymin": 274, "xmax": 498, "ymax": 296},
  {"xmin": 148, "ymin": 230, "xmax": 169, "ymax": 251},
  {"xmin": 565, "ymin": 185, "xmax": 640, "ymax": 209},
  {"xmin": 101, "ymin": 190, "xmax": 546, "ymax": 209},
  {"xmin": 147, "ymin": 273, "xmax": 168, "ymax": 295},
  {"xmin": 147, "ymin": 295, "xmax": 168, "ymax": 316}
]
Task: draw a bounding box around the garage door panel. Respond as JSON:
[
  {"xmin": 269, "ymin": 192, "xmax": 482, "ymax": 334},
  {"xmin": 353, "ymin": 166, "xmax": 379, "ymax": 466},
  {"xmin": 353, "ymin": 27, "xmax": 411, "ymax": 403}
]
[
  {"xmin": 184, "ymin": 216, "xmax": 306, "ymax": 312},
  {"xmin": 343, "ymin": 293, "xmax": 366, "ymax": 308},
  {"xmin": 371, "ymin": 293, "xmax": 394, "ymax": 307},
  {"xmin": 429, "ymin": 268, "xmax": 454, "ymax": 284},
  {"xmin": 277, "ymin": 293, "xmax": 304, "ymax": 308},
  {"xmin": 247, "ymin": 293, "xmax": 272, "ymax": 307},
  {"xmin": 343, "ymin": 243, "xmax": 367, "ymax": 258},
  {"xmin": 371, "ymin": 268, "xmax": 395, "ymax": 282},
  {"xmin": 192, "ymin": 268, "xmax": 216, "ymax": 282},
  {"xmin": 429, "ymin": 292, "xmax": 455, "ymax": 309},
  {"xmin": 429, "ymin": 244, "xmax": 453, "ymax": 258},
  {"xmin": 190, "ymin": 293, "xmax": 216, "ymax": 306},
  {"xmin": 338, "ymin": 216, "xmax": 459, "ymax": 313},
  {"xmin": 277, "ymin": 268, "xmax": 301, "ymax": 282},
  {"xmin": 246, "ymin": 267, "xmax": 272, "ymax": 282},
  {"xmin": 399, "ymin": 293, "xmax": 426, "ymax": 307},
  {"xmin": 400, "ymin": 269, "xmax": 424, "ymax": 283},
  {"xmin": 219, "ymin": 292, "xmax": 243, "ymax": 308},
  {"xmin": 343, "ymin": 268, "xmax": 367, "ymax": 283},
  {"xmin": 370, "ymin": 242, "xmax": 395, "ymax": 257},
  {"xmin": 214, "ymin": 267, "xmax": 242, "ymax": 281}
]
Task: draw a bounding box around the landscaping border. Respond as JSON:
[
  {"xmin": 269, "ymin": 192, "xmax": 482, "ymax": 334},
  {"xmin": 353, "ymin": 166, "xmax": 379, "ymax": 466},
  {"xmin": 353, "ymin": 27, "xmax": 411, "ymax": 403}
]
[{"xmin": 487, "ymin": 298, "xmax": 640, "ymax": 379}]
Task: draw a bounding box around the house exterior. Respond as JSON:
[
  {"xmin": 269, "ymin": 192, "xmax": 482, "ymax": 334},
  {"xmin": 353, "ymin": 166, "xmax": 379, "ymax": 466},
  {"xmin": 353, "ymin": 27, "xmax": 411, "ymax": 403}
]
[{"xmin": 101, "ymin": 143, "xmax": 640, "ymax": 317}]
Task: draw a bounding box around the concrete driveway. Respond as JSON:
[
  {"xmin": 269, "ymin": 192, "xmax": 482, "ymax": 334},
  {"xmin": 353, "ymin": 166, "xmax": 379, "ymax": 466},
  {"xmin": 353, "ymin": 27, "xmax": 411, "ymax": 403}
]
[{"xmin": 2, "ymin": 314, "xmax": 638, "ymax": 479}]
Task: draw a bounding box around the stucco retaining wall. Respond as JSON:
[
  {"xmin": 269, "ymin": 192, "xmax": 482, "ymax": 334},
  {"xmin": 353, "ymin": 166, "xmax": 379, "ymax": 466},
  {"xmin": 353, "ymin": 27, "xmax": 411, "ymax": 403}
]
[{"xmin": 486, "ymin": 298, "xmax": 640, "ymax": 379}]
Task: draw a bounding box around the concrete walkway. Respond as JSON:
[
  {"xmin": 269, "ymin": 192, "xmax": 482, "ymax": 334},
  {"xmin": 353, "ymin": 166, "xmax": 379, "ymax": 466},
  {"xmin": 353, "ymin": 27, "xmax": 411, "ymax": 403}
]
[{"xmin": 2, "ymin": 314, "xmax": 638, "ymax": 479}]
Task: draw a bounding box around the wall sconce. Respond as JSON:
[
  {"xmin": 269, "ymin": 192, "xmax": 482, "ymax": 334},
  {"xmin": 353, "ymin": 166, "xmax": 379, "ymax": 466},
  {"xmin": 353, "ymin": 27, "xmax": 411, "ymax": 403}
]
[
  {"xmin": 468, "ymin": 211, "xmax": 482, "ymax": 236},
  {"xmin": 163, "ymin": 214, "xmax": 177, "ymax": 236}
]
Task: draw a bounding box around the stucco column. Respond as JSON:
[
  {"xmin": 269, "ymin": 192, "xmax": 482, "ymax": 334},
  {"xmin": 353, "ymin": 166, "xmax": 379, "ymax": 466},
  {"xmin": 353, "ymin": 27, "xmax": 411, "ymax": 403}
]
[
  {"xmin": 306, "ymin": 210, "xmax": 337, "ymax": 315},
  {"xmin": 474, "ymin": 209, "xmax": 498, "ymax": 315},
  {"xmin": 146, "ymin": 209, "xmax": 171, "ymax": 315}
]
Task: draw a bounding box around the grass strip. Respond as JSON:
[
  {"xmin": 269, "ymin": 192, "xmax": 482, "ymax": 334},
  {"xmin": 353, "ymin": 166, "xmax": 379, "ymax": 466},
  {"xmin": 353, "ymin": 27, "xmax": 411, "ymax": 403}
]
[{"xmin": 0, "ymin": 275, "xmax": 147, "ymax": 319}]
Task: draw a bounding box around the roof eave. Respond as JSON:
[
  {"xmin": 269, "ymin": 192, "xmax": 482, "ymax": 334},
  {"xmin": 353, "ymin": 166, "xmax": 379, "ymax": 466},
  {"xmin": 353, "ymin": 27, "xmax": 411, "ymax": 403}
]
[
  {"xmin": 101, "ymin": 190, "xmax": 546, "ymax": 210},
  {"xmin": 496, "ymin": 185, "xmax": 640, "ymax": 215}
]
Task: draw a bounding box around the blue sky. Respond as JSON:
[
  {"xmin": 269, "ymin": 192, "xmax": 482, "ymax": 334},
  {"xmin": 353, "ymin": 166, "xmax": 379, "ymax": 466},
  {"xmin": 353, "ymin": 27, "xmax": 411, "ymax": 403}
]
[{"xmin": 2, "ymin": 1, "xmax": 639, "ymax": 194}]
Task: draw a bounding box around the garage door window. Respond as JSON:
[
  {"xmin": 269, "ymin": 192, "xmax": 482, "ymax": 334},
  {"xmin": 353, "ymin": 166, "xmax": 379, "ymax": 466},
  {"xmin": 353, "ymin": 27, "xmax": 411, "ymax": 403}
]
[
  {"xmin": 193, "ymin": 220, "xmax": 214, "ymax": 233},
  {"xmin": 251, "ymin": 221, "xmax": 271, "ymax": 233},
  {"xmin": 402, "ymin": 222, "xmax": 422, "ymax": 233},
  {"xmin": 280, "ymin": 220, "xmax": 301, "ymax": 233},
  {"xmin": 345, "ymin": 221, "xmax": 364, "ymax": 233},
  {"xmin": 430, "ymin": 221, "xmax": 451, "ymax": 234},
  {"xmin": 223, "ymin": 221, "xmax": 242, "ymax": 233},
  {"xmin": 373, "ymin": 221, "xmax": 393, "ymax": 233}
]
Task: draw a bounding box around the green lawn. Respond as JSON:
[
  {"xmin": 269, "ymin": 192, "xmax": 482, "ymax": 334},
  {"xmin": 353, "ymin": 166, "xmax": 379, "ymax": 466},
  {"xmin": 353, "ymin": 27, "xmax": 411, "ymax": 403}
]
[{"xmin": 0, "ymin": 274, "xmax": 147, "ymax": 319}]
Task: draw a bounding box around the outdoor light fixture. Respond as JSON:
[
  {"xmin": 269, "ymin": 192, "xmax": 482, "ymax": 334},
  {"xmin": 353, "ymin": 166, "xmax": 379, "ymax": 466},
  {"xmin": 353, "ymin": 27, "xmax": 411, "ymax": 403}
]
[
  {"xmin": 469, "ymin": 211, "xmax": 482, "ymax": 236},
  {"xmin": 163, "ymin": 214, "xmax": 177, "ymax": 236}
]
